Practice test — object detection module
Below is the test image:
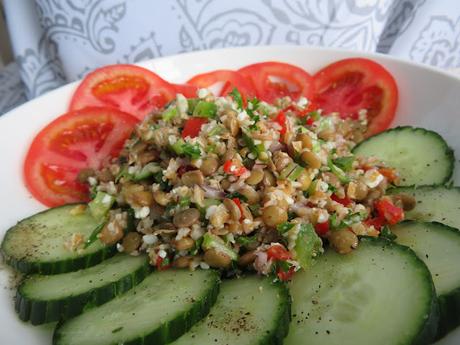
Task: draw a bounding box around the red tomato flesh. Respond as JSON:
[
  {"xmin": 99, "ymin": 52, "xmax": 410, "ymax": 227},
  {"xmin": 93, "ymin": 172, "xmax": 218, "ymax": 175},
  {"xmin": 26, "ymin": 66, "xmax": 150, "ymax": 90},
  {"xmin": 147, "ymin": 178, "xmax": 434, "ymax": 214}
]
[
  {"xmin": 313, "ymin": 58, "xmax": 398, "ymax": 136},
  {"xmin": 24, "ymin": 107, "xmax": 139, "ymax": 207},
  {"xmin": 267, "ymin": 244, "xmax": 291, "ymax": 261},
  {"xmin": 69, "ymin": 64, "xmax": 176, "ymax": 120},
  {"xmin": 182, "ymin": 117, "xmax": 208, "ymax": 138},
  {"xmin": 375, "ymin": 198, "xmax": 404, "ymax": 225},
  {"xmin": 186, "ymin": 70, "xmax": 256, "ymax": 99},
  {"xmin": 173, "ymin": 83, "xmax": 198, "ymax": 98},
  {"xmin": 238, "ymin": 61, "xmax": 314, "ymax": 103}
]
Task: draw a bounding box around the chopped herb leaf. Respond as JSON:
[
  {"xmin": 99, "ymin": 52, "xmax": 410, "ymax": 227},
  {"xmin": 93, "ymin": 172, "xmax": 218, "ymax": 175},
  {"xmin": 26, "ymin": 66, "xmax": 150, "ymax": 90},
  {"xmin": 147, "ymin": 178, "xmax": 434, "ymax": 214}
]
[
  {"xmin": 277, "ymin": 222, "xmax": 295, "ymax": 234},
  {"xmin": 236, "ymin": 235, "xmax": 258, "ymax": 247},
  {"xmin": 380, "ymin": 225, "xmax": 397, "ymax": 241},
  {"xmin": 225, "ymin": 192, "xmax": 248, "ymax": 202},
  {"xmin": 230, "ymin": 88, "xmax": 243, "ymax": 110}
]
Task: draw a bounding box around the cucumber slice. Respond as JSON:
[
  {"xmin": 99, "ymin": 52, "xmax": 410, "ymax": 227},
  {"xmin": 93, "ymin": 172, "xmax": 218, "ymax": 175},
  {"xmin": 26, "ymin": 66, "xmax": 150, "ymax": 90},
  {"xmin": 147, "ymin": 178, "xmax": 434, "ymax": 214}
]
[
  {"xmin": 389, "ymin": 186, "xmax": 460, "ymax": 230},
  {"xmin": 171, "ymin": 276, "xmax": 290, "ymax": 345},
  {"xmin": 53, "ymin": 269, "xmax": 220, "ymax": 345},
  {"xmin": 285, "ymin": 237, "xmax": 438, "ymax": 345},
  {"xmin": 392, "ymin": 221, "xmax": 460, "ymax": 337},
  {"xmin": 353, "ymin": 126, "xmax": 454, "ymax": 186},
  {"xmin": 16, "ymin": 254, "xmax": 150, "ymax": 325},
  {"xmin": 1, "ymin": 204, "xmax": 115, "ymax": 274}
]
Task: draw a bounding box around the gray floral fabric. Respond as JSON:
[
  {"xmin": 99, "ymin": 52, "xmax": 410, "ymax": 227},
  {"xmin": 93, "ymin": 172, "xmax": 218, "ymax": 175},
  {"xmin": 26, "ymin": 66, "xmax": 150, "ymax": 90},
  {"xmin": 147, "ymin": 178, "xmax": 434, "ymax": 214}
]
[{"xmin": 0, "ymin": 0, "xmax": 459, "ymax": 115}]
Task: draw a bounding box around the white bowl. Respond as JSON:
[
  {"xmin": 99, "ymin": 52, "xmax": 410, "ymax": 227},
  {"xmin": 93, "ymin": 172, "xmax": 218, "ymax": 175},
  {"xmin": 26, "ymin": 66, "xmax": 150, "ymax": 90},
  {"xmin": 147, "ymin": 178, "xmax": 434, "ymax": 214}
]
[{"xmin": 1, "ymin": 45, "xmax": 459, "ymax": 344}]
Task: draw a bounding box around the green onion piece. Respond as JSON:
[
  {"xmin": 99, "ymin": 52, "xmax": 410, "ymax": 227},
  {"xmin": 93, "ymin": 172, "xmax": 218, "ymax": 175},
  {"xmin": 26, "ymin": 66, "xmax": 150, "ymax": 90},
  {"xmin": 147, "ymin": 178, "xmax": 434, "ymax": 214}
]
[
  {"xmin": 162, "ymin": 107, "xmax": 178, "ymax": 121},
  {"xmin": 280, "ymin": 162, "xmax": 297, "ymax": 180},
  {"xmin": 328, "ymin": 157, "xmax": 351, "ymax": 183},
  {"xmin": 288, "ymin": 165, "xmax": 305, "ymax": 181},
  {"xmin": 202, "ymin": 233, "xmax": 238, "ymax": 260},
  {"xmin": 193, "ymin": 101, "xmax": 217, "ymax": 118},
  {"xmin": 83, "ymin": 221, "xmax": 106, "ymax": 249},
  {"xmin": 133, "ymin": 162, "xmax": 161, "ymax": 181},
  {"xmin": 208, "ymin": 125, "xmax": 223, "ymax": 136},
  {"xmin": 88, "ymin": 192, "xmax": 115, "ymax": 221},
  {"xmin": 333, "ymin": 156, "xmax": 355, "ymax": 172}
]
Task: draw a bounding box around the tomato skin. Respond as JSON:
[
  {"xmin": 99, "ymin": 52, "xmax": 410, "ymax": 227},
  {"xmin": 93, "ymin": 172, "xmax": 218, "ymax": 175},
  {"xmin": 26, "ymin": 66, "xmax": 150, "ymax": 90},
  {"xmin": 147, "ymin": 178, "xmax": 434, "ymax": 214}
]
[
  {"xmin": 313, "ymin": 58, "xmax": 398, "ymax": 136},
  {"xmin": 173, "ymin": 83, "xmax": 198, "ymax": 98},
  {"xmin": 331, "ymin": 194, "xmax": 352, "ymax": 207},
  {"xmin": 314, "ymin": 221, "xmax": 330, "ymax": 236},
  {"xmin": 364, "ymin": 217, "xmax": 385, "ymax": 231},
  {"xmin": 24, "ymin": 107, "xmax": 139, "ymax": 207},
  {"xmin": 181, "ymin": 117, "xmax": 208, "ymax": 138},
  {"xmin": 69, "ymin": 64, "xmax": 176, "ymax": 120},
  {"xmin": 267, "ymin": 244, "xmax": 291, "ymax": 261},
  {"xmin": 277, "ymin": 266, "xmax": 295, "ymax": 281},
  {"xmin": 274, "ymin": 111, "xmax": 287, "ymax": 135},
  {"xmin": 186, "ymin": 70, "xmax": 256, "ymax": 99},
  {"xmin": 375, "ymin": 198, "xmax": 404, "ymax": 225},
  {"xmin": 238, "ymin": 61, "xmax": 314, "ymax": 103},
  {"xmin": 223, "ymin": 160, "xmax": 248, "ymax": 177}
]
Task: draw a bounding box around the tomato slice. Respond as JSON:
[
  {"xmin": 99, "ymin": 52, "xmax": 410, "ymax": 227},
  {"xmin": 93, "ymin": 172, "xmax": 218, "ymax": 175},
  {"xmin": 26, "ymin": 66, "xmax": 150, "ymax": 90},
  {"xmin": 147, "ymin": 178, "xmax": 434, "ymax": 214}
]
[
  {"xmin": 186, "ymin": 70, "xmax": 256, "ymax": 99},
  {"xmin": 24, "ymin": 107, "xmax": 139, "ymax": 207},
  {"xmin": 238, "ymin": 61, "xmax": 314, "ymax": 103},
  {"xmin": 173, "ymin": 83, "xmax": 198, "ymax": 98},
  {"xmin": 313, "ymin": 58, "xmax": 398, "ymax": 136},
  {"xmin": 69, "ymin": 64, "xmax": 176, "ymax": 120}
]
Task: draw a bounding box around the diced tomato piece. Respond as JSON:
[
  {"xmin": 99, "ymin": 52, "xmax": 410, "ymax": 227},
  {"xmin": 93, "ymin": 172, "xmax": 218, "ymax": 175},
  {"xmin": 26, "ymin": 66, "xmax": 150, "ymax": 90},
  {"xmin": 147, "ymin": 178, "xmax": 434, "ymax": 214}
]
[
  {"xmin": 313, "ymin": 58, "xmax": 398, "ymax": 136},
  {"xmin": 182, "ymin": 117, "xmax": 208, "ymax": 138},
  {"xmin": 156, "ymin": 256, "xmax": 171, "ymax": 271},
  {"xmin": 223, "ymin": 160, "xmax": 247, "ymax": 177},
  {"xmin": 331, "ymin": 194, "xmax": 352, "ymax": 207},
  {"xmin": 69, "ymin": 64, "xmax": 176, "ymax": 120},
  {"xmin": 23, "ymin": 107, "xmax": 139, "ymax": 207},
  {"xmin": 277, "ymin": 266, "xmax": 296, "ymax": 281},
  {"xmin": 232, "ymin": 198, "xmax": 244, "ymax": 222},
  {"xmin": 364, "ymin": 217, "xmax": 386, "ymax": 231},
  {"xmin": 375, "ymin": 198, "xmax": 404, "ymax": 225},
  {"xmin": 314, "ymin": 221, "xmax": 330, "ymax": 236},
  {"xmin": 379, "ymin": 167, "xmax": 399, "ymax": 183},
  {"xmin": 267, "ymin": 244, "xmax": 291, "ymax": 261},
  {"xmin": 274, "ymin": 111, "xmax": 287, "ymax": 135}
]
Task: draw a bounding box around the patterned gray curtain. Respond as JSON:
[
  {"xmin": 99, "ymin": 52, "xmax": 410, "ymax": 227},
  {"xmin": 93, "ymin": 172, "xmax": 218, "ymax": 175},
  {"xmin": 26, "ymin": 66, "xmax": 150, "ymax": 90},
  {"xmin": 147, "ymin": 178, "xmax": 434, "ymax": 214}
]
[{"xmin": 1, "ymin": 0, "xmax": 459, "ymax": 115}]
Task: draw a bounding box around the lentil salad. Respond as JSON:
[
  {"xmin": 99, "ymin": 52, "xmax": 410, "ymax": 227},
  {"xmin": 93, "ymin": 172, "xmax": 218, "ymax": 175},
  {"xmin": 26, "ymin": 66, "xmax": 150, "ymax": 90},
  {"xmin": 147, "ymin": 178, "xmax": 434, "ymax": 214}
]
[{"xmin": 79, "ymin": 88, "xmax": 409, "ymax": 280}]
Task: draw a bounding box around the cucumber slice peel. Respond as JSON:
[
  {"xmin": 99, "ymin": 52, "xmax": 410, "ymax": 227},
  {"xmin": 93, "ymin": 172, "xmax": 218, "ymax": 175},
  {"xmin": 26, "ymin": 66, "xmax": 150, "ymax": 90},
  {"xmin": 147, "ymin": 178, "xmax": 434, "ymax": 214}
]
[
  {"xmin": 1, "ymin": 204, "xmax": 115, "ymax": 274},
  {"xmin": 353, "ymin": 126, "xmax": 454, "ymax": 186},
  {"xmin": 285, "ymin": 237, "xmax": 438, "ymax": 345},
  {"xmin": 53, "ymin": 269, "xmax": 220, "ymax": 345},
  {"xmin": 16, "ymin": 254, "xmax": 150, "ymax": 325},
  {"xmin": 170, "ymin": 275, "xmax": 290, "ymax": 345},
  {"xmin": 392, "ymin": 221, "xmax": 460, "ymax": 337}
]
